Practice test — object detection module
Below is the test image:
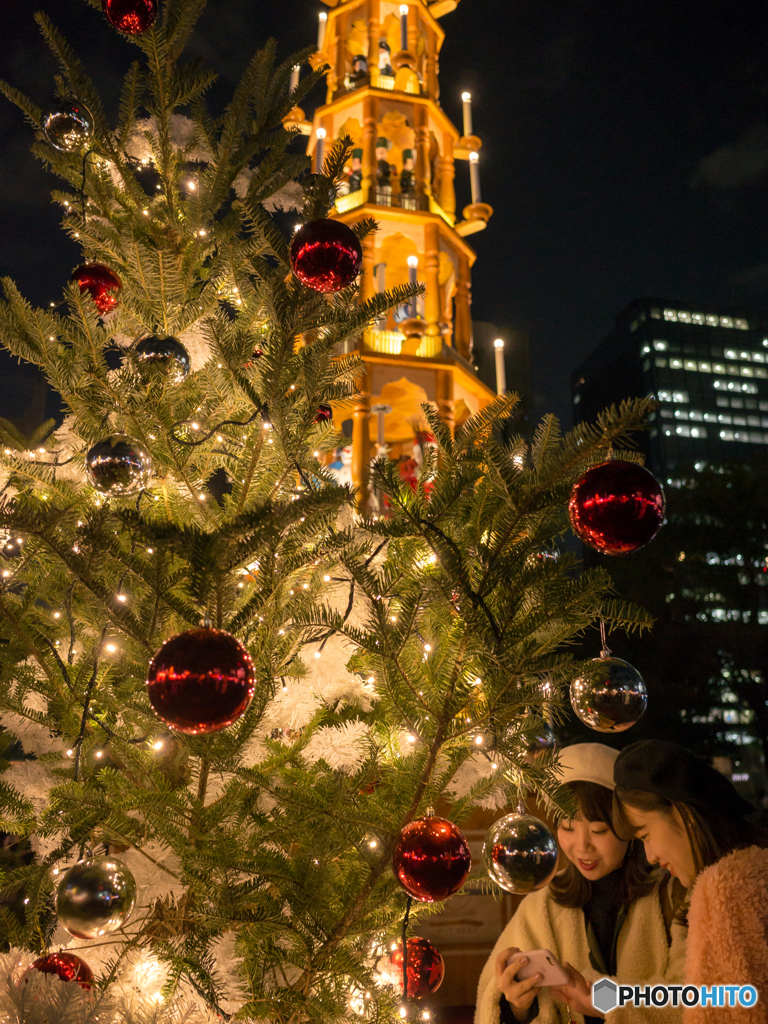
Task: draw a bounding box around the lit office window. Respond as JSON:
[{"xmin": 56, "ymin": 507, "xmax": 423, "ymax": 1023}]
[
  {"xmin": 720, "ymin": 430, "xmax": 735, "ymax": 440},
  {"xmin": 657, "ymin": 390, "xmax": 689, "ymax": 402},
  {"xmin": 641, "ymin": 344, "xmax": 651, "ymax": 355},
  {"xmin": 741, "ymin": 366, "xmax": 754, "ymax": 377},
  {"xmin": 720, "ymin": 316, "xmax": 734, "ymax": 328},
  {"xmin": 684, "ymin": 359, "xmax": 698, "ymax": 371},
  {"xmin": 650, "ymin": 308, "xmax": 661, "ymax": 319},
  {"xmin": 713, "ymin": 362, "xmax": 726, "ymax": 373},
  {"xmin": 713, "ymin": 381, "xmax": 759, "ymax": 394},
  {"xmin": 678, "ymin": 311, "xmax": 692, "ymax": 323},
  {"xmin": 734, "ymin": 318, "xmax": 749, "ymax": 330},
  {"xmin": 698, "ymin": 361, "xmax": 712, "ymax": 372},
  {"xmin": 753, "ymin": 352, "xmax": 765, "ymax": 363},
  {"xmin": 663, "ymin": 309, "xmax": 678, "ymax": 321},
  {"xmin": 655, "ymin": 357, "xmax": 667, "ymax": 368},
  {"xmin": 705, "ymin": 315, "xmax": 719, "ymax": 326},
  {"xmin": 739, "ymin": 351, "xmax": 751, "ymax": 360},
  {"xmin": 653, "ymin": 339, "xmax": 668, "ymax": 351},
  {"xmin": 669, "ymin": 357, "xmax": 683, "ymax": 369},
  {"xmin": 724, "ymin": 349, "xmax": 738, "ymax": 360},
  {"xmin": 692, "ymin": 313, "xmax": 705, "ymax": 325},
  {"xmin": 718, "ymin": 414, "xmax": 732, "ymax": 424}
]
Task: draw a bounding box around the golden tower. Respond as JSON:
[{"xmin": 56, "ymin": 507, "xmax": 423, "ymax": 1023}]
[{"xmin": 298, "ymin": 0, "xmax": 496, "ymax": 504}]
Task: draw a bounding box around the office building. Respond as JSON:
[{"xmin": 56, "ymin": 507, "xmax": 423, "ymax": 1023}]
[{"xmin": 572, "ymin": 298, "xmax": 768, "ymax": 474}]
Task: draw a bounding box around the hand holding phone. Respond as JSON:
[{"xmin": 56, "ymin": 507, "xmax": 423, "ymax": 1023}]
[{"xmin": 507, "ymin": 949, "xmax": 570, "ymax": 987}]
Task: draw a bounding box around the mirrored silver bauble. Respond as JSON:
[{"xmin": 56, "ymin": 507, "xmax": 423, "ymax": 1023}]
[
  {"xmin": 502, "ymin": 717, "xmax": 556, "ymax": 760},
  {"xmin": 133, "ymin": 334, "xmax": 190, "ymax": 385},
  {"xmin": 42, "ymin": 101, "xmax": 94, "ymax": 153},
  {"xmin": 570, "ymin": 656, "xmax": 647, "ymax": 733},
  {"xmin": 55, "ymin": 856, "xmax": 136, "ymax": 939},
  {"xmin": 483, "ymin": 812, "xmax": 559, "ymax": 894},
  {"xmin": 85, "ymin": 434, "xmax": 153, "ymax": 496}
]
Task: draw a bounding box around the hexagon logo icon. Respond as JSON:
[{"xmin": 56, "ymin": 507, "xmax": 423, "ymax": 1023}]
[{"xmin": 592, "ymin": 979, "xmax": 618, "ymax": 1014}]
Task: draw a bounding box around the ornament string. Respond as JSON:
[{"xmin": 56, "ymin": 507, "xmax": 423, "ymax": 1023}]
[
  {"xmin": 599, "ymin": 619, "xmax": 611, "ymax": 659},
  {"xmin": 401, "ymin": 894, "xmax": 413, "ymax": 1014},
  {"xmin": 79, "ymin": 149, "xmax": 97, "ymax": 224}
]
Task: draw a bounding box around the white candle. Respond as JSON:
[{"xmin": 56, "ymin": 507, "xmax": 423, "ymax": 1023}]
[
  {"xmin": 407, "ymin": 255, "xmax": 418, "ymax": 317},
  {"xmin": 399, "ymin": 5, "xmax": 409, "ymax": 51},
  {"xmin": 316, "ymin": 127, "xmax": 326, "ymax": 171},
  {"xmin": 469, "ymin": 150, "xmax": 480, "ymax": 203},
  {"xmin": 290, "ymin": 65, "xmax": 300, "ymax": 93},
  {"xmin": 494, "ymin": 338, "xmax": 506, "ymax": 396},
  {"xmin": 461, "ymin": 91, "xmax": 473, "ymax": 137},
  {"xmin": 318, "ymin": 11, "xmax": 327, "ymax": 51}
]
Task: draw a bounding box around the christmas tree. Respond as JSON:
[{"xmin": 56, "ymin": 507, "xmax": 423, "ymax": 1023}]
[{"xmin": 0, "ymin": 1, "xmax": 656, "ymax": 1020}]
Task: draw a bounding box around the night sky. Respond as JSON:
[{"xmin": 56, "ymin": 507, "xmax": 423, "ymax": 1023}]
[{"xmin": 2, "ymin": 0, "xmax": 768, "ymax": 428}]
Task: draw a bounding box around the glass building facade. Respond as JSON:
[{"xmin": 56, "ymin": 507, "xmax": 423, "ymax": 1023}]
[{"xmin": 572, "ymin": 298, "xmax": 768, "ymax": 474}]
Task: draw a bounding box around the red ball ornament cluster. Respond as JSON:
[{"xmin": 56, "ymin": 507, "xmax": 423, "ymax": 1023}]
[
  {"xmin": 390, "ymin": 937, "xmax": 445, "ymax": 998},
  {"xmin": 146, "ymin": 627, "xmax": 255, "ymax": 735},
  {"xmin": 568, "ymin": 459, "xmax": 665, "ymax": 555},
  {"xmin": 290, "ymin": 219, "xmax": 363, "ymax": 293},
  {"xmin": 314, "ymin": 404, "xmax": 333, "ymax": 423},
  {"xmin": 29, "ymin": 952, "xmax": 94, "ymax": 990},
  {"xmin": 103, "ymin": 0, "xmax": 158, "ymax": 34},
  {"xmin": 71, "ymin": 264, "xmax": 123, "ymax": 315},
  {"xmin": 393, "ymin": 815, "xmax": 471, "ymax": 903}
]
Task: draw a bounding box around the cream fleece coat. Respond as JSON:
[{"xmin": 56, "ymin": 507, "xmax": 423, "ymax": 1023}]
[
  {"xmin": 474, "ymin": 884, "xmax": 687, "ymax": 1024},
  {"xmin": 684, "ymin": 845, "xmax": 768, "ymax": 1024}
]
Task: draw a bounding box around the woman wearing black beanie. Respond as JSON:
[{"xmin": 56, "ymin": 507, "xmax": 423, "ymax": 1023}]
[{"xmin": 610, "ymin": 740, "xmax": 768, "ymax": 1023}]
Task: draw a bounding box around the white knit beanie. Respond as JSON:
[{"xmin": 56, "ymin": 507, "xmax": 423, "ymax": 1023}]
[{"xmin": 557, "ymin": 743, "xmax": 619, "ymax": 791}]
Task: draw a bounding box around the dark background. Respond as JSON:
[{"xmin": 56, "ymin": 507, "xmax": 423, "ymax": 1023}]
[{"xmin": 2, "ymin": 0, "xmax": 768, "ymax": 428}]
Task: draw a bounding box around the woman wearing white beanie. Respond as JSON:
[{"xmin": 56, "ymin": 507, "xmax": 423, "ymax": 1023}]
[{"xmin": 474, "ymin": 743, "xmax": 687, "ymax": 1024}]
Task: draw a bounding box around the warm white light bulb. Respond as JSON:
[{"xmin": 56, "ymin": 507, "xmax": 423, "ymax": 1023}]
[
  {"xmin": 407, "ymin": 255, "xmax": 418, "ymax": 268},
  {"xmin": 319, "ymin": 11, "xmax": 327, "ymax": 20},
  {"xmin": 461, "ymin": 91, "xmax": 471, "ymax": 101},
  {"xmin": 494, "ymin": 337, "xmax": 504, "ymax": 348},
  {"xmin": 316, "ymin": 127, "xmax": 326, "ymax": 139},
  {"xmin": 469, "ymin": 150, "xmax": 479, "ymax": 163},
  {"xmin": 400, "ymin": 4, "xmax": 409, "ymax": 13}
]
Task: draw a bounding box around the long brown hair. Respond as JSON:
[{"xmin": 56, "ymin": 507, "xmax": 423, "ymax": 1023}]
[
  {"xmin": 549, "ymin": 780, "xmax": 659, "ymax": 908},
  {"xmin": 612, "ymin": 787, "xmax": 768, "ymax": 923},
  {"xmin": 613, "ymin": 787, "xmax": 768, "ymax": 876}
]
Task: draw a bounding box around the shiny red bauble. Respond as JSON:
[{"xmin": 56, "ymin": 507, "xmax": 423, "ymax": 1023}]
[
  {"xmin": 314, "ymin": 404, "xmax": 333, "ymax": 423},
  {"xmin": 102, "ymin": 0, "xmax": 158, "ymax": 34},
  {"xmin": 568, "ymin": 459, "xmax": 665, "ymax": 556},
  {"xmin": 392, "ymin": 815, "xmax": 471, "ymax": 902},
  {"xmin": 146, "ymin": 627, "xmax": 255, "ymax": 735},
  {"xmin": 290, "ymin": 219, "xmax": 363, "ymax": 293},
  {"xmin": 390, "ymin": 937, "xmax": 445, "ymax": 998},
  {"xmin": 71, "ymin": 264, "xmax": 123, "ymax": 315},
  {"xmin": 29, "ymin": 952, "xmax": 94, "ymax": 990}
]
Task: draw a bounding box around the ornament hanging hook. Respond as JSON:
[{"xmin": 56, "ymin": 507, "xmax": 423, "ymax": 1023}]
[{"xmin": 599, "ymin": 618, "xmax": 611, "ymax": 659}]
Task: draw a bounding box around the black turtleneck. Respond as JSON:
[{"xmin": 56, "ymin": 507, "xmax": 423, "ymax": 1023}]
[{"xmin": 582, "ymin": 866, "xmax": 626, "ymax": 1024}]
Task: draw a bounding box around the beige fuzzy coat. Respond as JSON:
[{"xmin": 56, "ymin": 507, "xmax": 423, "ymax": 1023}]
[
  {"xmin": 684, "ymin": 845, "xmax": 768, "ymax": 1023},
  {"xmin": 474, "ymin": 884, "xmax": 687, "ymax": 1024}
]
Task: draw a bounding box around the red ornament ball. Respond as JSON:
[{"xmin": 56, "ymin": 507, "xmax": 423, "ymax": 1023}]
[
  {"xmin": 102, "ymin": 0, "xmax": 158, "ymax": 34},
  {"xmin": 314, "ymin": 404, "xmax": 333, "ymax": 423},
  {"xmin": 29, "ymin": 952, "xmax": 94, "ymax": 990},
  {"xmin": 390, "ymin": 937, "xmax": 445, "ymax": 998},
  {"xmin": 146, "ymin": 627, "xmax": 255, "ymax": 735},
  {"xmin": 393, "ymin": 815, "xmax": 471, "ymax": 903},
  {"xmin": 290, "ymin": 219, "xmax": 363, "ymax": 293},
  {"xmin": 71, "ymin": 264, "xmax": 123, "ymax": 315},
  {"xmin": 568, "ymin": 460, "xmax": 665, "ymax": 555}
]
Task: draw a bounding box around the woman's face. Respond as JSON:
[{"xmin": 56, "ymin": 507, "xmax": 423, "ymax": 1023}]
[
  {"xmin": 622, "ymin": 805, "xmax": 697, "ymax": 888},
  {"xmin": 557, "ymin": 816, "xmax": 628, "ymax": 880}
]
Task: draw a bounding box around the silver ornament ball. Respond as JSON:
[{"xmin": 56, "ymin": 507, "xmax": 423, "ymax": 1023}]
[
  {"xmin": 483, "ymin": 812, "xmax": 559, "ymax": 894},
  {"xmin": 42, "ymin": 101, "xmax": 94, "ymax": 153},
  {"xmin": 56, "ymin": 856, "xmax": 136, "ymax": 939},
  {"xmin": 133, "ymin": 334, "xmax": 191, "ymax": 385},
  {"xmin": 85, "ymin": 434, "xmax": 153, "ymax": 496},
  {"xmin": 570, "ymin": 656, "xmax": 647, "ymax": 733}
]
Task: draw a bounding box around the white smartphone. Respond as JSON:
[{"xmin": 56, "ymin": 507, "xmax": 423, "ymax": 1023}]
[{"xmin": 507, "ymin": 949, "xmax": 570, "ymax": 987}]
